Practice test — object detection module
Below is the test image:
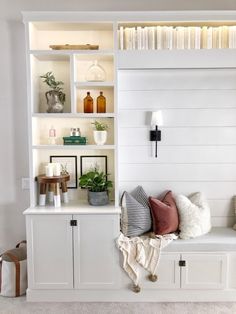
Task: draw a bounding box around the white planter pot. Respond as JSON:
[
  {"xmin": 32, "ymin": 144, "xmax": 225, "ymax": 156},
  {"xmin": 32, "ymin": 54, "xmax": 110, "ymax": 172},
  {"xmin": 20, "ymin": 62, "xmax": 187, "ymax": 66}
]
[{"xmin": 93, "ymin": 130, "xmax": 107, "ymax": 145}]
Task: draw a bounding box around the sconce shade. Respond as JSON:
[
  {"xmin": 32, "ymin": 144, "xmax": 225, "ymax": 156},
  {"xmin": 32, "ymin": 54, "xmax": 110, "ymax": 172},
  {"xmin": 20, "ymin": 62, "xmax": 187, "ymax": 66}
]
[{"xmin": 151, "ymin": 111, "xmax": 163, "ymax": 127}]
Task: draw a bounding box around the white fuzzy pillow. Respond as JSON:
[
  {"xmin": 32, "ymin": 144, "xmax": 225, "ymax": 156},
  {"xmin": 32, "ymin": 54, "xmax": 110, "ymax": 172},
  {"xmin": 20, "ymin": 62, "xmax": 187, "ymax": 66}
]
[{"xmin": 175, "ymin": 192, "xmax": 211, "ymax": 239}]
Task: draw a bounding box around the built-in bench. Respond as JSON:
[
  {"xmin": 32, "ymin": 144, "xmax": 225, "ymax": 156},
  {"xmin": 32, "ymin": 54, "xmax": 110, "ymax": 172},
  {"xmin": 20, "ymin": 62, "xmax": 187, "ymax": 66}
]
[
  {"xmin": 163, "ymin": 227, "xmax": 236, "ymax": 252},
  {"xmin": 116, "ymin": 227, "xmax": 236, "ymax": 302}
]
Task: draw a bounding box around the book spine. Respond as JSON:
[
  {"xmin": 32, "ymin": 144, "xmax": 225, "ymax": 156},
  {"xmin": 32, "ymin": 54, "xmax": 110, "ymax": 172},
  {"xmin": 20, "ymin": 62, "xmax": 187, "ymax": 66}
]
[
  {"xmin": 195, "ymin": 27, "xmax": 201, "ymax": 49},
  {"xmin": 172, "ymin": 27, "xmax": 177, "ymax": 49},
  {"xmin": 150, "ymin": 27, "xmax": 155, "ymax": 49},
  {"xmin": 176, "ymin": 27, "xmax": 184, "ymax": 49},
  {"xmin": 218, "ymin": 26, "xmax": 222, "ymax": 49},
  {"xmin": 190, "ymin": 27, "xmax": 195, "ymax": 49},
  {"xmin": 207, "ymin": 27, "xmax": 213, "ymax": 49},
  {"xmin": 151, "ymin": 27, "xmax": 156, "ymax": 50},
  {"xmin": 140, "ymin": 28, "xmax": 144, "ymax": 50},
  {"xmin": 212, "ymin": 27, "xmax": 218, "ymax": 49},
  {"xmin": 124, "ymin": 27, "xmax": 128, "ymax": 50},
  {"xmin": 233, "ymin": 26, "xmax": 236, "ymax": 49},
  {"xmin": 176, "ymin": 27, "xmax": 180, "ymax": 49},
  {"xmin": 156, "ymin": 26, "xmax": 162, "ymax": 50},
  {"xmin": 222, "ymin": 26, "xmax": 229, "ymax": 49},
  {"xmin": 168, "ymin": 26, "xmax": 173, "ymax": 50},
  {"xmin": 229, "ymin": 26, "xmax": 236, "ymax": 49},
  {"xmin": 187, "ymin": 27, "xmax": 191, "ymax": 49},
  {"xmin": 145, "ymin": 27, "xmax": 149, "ymax": 49},
  {"xmin": 184, "ymin": 27, "xmax": 189, "ymax": 49},
  {"xmin": 137, "ymin": 26, "xmax": 142, "ymax": 50},
  {"xmin": 201, "ymin": 26, "xmax": 208, "ymax": 49},
  {"xmin": 162, "ymin": 26, "xmax": 166, "ymax": 49},
  {"xmin": 229, "ymin": 26, "xmax": 233, "ymax": 48},
  {"xmin": 119, "ymin": 26, "xmax": 124, "ymax": 50},
  {"xmin": 132, "ymin": 27, "xmax": 136, "ymax": 50}
]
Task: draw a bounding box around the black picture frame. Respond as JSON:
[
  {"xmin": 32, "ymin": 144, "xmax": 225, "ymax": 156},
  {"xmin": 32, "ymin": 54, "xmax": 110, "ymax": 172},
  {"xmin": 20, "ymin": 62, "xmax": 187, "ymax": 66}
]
[
  {"xmin": 80, "ymin": 155, "xmax": 108, "ymax": 177},
  {"xmin": 49, "ymin": 155, "xmax": 78, "ymax": 189}
]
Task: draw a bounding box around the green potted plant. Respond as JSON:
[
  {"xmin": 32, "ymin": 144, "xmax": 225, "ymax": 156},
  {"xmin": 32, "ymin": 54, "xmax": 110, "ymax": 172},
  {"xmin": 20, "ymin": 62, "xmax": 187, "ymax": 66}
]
[
  {"xmin": 92, "ymin": 121, "xmax": 108, "ymax": 145},
  {"xmin": 40, "ymin": 71, "xmax": 65, "ymax": 113},
  {"xmin": 79, "ymin": 168, "xmax": 113, "ymax": 206}
]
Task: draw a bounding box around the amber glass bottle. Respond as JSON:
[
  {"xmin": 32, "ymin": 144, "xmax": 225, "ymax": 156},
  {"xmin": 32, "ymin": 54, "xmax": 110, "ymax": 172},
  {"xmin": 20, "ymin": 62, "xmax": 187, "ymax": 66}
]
[
  {"xmin": 96, "ymin": 91, "xmax": 106, "ymax": 113},
  {"xmin": 83, "ymin": 92, "xmax": 93, "ymax": 113}
]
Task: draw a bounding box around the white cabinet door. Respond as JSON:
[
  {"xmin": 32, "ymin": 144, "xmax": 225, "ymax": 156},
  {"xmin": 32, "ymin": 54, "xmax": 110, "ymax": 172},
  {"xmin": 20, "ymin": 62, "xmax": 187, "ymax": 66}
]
[
  {"xmin": 181, "ymin": 253, "xmax": 227, "ymax": 289},
  {"xmin": 142, "ymin": 253, "xmax": 181, "ymax": 289},
  {"xmin": 73, "ymin": 214, "xmax": 120, "ymax": 289},
  {"xmin": 228, "ymin": 253, "xmax": 236, "ymax": 289},
  {"xmin": 26, "ymin": 215, "xmax": 73, "ymax": 289}
]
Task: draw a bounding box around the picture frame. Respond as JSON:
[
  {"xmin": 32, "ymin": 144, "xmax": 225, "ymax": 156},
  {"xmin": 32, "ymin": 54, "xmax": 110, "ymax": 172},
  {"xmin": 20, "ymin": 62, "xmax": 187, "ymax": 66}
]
[
  {"xmin": 50, "ymin": 155, "xmax": 78, "ymax": 189},
  {"xmin": 80, "ymin": 155, "xmax": 108, "ymax": 177}
]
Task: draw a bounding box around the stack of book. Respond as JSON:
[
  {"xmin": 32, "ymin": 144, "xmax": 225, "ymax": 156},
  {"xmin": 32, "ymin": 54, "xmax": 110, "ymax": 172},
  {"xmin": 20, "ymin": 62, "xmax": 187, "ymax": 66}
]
[
  {"xmin": 63, "ymin": 136, "xmax": 87, "ymax": 145},
  {"xmin": 118, "ymin": 25, "xmax": 236, "ymax": 50}
]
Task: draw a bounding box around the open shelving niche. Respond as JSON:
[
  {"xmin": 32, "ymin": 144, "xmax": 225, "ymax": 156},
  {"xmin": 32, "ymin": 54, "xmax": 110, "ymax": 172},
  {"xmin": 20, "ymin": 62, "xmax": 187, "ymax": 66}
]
[
  {"xmin": 75, "ymin": 53, "xmax": 114, "ymax": 114},
  {"xmin": 116, "ymin": 18, "xmax": 236, "ymax": 69},
  {"xmin": 27, "ymin": 20, "xmax": 117, "ymax": 208}
]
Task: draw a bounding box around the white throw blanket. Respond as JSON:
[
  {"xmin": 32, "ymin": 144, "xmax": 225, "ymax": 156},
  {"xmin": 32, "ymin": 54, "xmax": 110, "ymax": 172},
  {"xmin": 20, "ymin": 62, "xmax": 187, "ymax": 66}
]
[{"xmin": 117, "ymin": 233, "xmax": 177, "ymax": 292}]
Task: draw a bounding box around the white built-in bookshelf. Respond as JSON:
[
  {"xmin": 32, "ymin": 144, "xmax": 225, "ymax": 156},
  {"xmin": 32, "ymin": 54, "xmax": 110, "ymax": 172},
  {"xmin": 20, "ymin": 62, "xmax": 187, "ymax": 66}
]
[
  {"xmin": 23, "ymin": 11, "xmax": 236, "ymax": 210},
  {"xmin": 22, "ymin": 11, "xmax": 236, "ymax": 303}
]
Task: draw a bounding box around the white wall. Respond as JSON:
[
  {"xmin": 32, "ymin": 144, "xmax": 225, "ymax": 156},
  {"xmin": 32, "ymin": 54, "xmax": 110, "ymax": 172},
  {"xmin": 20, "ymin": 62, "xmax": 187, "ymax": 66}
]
[
  {"xmin": 118, "ymin": 68, "xmax": 236, "ymax": 227},
  {"xmin": 1, "ymin": 1, "xmax": 236, "ymax": 251}
]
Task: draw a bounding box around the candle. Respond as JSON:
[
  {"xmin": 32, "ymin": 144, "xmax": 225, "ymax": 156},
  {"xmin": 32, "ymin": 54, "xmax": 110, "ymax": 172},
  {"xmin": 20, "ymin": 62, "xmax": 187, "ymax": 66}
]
[
  {"xmin": 53, "ymin": 163, "xmax": 61, "ymax": 176},
  {"xmin": 45, "ymin": 165, "xmax": 53, "ymax": 177},
  {"xmin": 48, "ymin": 126, "xmax": 57, "ymax": 145}
]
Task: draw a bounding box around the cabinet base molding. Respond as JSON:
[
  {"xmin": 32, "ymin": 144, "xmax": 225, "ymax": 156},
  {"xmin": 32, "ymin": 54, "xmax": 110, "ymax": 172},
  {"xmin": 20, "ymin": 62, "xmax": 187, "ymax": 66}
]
[{"xmin": 26, "ymin": 288, "xmax": 236, "ymax": 302}]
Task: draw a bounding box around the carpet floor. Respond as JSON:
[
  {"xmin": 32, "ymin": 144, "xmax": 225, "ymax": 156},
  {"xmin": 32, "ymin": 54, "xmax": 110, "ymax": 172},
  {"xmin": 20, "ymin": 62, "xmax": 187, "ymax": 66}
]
[{"xmin": 0, "ymin": 296, "xmax": 236, "ymax": 314}]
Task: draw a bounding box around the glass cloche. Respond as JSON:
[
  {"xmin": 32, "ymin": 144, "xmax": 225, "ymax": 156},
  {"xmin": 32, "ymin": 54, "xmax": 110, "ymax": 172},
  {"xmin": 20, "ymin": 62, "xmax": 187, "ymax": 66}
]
[{"xmin": 85, "ymin": 60, "xmax": 106, "ymax": 82}]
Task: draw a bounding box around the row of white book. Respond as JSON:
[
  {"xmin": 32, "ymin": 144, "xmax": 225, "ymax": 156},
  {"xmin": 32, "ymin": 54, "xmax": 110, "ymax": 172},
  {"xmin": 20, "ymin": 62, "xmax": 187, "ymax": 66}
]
[{"xmin": 118, "ymin": 26, "xmax": 236, "ymax": 50}]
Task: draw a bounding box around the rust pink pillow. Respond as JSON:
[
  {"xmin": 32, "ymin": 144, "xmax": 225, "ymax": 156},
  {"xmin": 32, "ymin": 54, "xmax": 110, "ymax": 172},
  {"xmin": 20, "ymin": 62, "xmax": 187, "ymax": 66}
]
[{"xmin": 149, "ymin": 191, "xmax": 179, "ymax": 235}]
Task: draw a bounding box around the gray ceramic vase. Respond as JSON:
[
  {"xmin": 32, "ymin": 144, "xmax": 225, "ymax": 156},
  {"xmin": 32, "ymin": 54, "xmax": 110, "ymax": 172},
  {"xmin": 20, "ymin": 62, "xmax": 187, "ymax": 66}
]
[
  {"xmin": 45, "ymin": 90, "xmax": 65, "ymax": 113},
  {"xmin": 88, "ymin": 191, "xmax": 109, "ymax": 206}
]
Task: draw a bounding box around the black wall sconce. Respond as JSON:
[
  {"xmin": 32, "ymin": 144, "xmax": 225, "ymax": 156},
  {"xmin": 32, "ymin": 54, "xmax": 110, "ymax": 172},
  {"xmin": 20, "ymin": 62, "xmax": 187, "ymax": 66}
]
[{"xmin": 150, "ymin": 111, "xmax": 163, "ymax": 158}]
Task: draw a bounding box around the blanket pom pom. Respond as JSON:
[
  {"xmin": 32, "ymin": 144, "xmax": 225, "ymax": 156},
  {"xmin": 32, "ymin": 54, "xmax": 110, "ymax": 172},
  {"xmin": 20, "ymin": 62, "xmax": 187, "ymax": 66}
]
[
  {"xmin": 148, "ymin": 274, "xmax": 158, "ymax": 282},
  {"xmin": 132, "ymin": 284, "xmax": 141, "ymax": 293}
]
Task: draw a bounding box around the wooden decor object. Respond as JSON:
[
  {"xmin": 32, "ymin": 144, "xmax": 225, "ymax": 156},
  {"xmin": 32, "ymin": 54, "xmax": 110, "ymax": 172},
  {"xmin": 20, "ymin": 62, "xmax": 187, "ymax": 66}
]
[{"xmin": 49, "ymin": 44, "xmax": 99, "ymax": 50}]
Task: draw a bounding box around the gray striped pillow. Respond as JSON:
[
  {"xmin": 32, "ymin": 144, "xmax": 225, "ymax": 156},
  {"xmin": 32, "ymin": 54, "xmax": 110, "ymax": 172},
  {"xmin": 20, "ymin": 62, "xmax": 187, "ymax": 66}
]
[{"xmin": 121, "ymin": 186, "xmax": 152, "ymax": 237}]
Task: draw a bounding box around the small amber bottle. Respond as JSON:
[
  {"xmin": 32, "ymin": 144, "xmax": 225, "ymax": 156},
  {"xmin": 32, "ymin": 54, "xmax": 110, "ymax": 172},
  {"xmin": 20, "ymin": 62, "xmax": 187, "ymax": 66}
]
[
  {"xmin": 83, "ymin": 92, "xmax": 93, "ymax": 113},
  {"xmin": 96, "ymin": 91, "xmax": 106, "ymax": 113}
]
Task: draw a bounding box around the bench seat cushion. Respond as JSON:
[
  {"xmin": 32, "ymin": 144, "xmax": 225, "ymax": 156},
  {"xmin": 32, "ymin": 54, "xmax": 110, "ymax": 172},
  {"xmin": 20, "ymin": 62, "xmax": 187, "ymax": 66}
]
[{"xmin": 163, "ymin": 227, "xmax": 236, "ymax": 252}]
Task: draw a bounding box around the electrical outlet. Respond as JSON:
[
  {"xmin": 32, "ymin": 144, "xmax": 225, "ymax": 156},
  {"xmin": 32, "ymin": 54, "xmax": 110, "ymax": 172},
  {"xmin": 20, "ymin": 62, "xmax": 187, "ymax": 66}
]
[{"xmin": 22, "ymin": 177, "xmax": 30, "ymax": 190}]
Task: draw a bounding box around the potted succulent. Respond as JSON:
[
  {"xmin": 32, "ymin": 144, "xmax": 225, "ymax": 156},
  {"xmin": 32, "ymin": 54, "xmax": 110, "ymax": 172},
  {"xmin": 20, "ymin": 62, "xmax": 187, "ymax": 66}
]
[
  {"xmin": 92, "ymin": 120, "xmax": 108, "ymax": 145},
  {"xmin": 40, "ymin": 71, "xmax": 65, "ymax": 113},
  {"xmin": 79, "ymin": 168, "xmax": 113, "ymax": 206}
]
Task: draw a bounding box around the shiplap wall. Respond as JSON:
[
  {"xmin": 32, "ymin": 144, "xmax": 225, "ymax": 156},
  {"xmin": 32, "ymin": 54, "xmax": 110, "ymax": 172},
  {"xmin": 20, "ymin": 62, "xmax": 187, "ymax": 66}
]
[{"xmin": 118, "ymin": 68, "xmax": 236, "ymax": 227}]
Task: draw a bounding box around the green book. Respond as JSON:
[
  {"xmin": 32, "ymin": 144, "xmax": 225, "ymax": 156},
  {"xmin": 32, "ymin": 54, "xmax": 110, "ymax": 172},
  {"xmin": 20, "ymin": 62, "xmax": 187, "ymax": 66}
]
[{"xmin": 63, "ymin": 136, "xmax": 87, "ymax": 145}]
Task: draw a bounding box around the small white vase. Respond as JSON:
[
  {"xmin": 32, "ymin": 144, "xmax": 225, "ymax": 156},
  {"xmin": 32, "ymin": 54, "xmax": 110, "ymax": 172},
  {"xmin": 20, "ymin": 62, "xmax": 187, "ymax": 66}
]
[
  {"xmin": 85, "ymin": 60, "xmax": 106, "ymax": 82},
  {"xmin": 93, "ymin": 130, "xmax": 107, "ymax": 145}
]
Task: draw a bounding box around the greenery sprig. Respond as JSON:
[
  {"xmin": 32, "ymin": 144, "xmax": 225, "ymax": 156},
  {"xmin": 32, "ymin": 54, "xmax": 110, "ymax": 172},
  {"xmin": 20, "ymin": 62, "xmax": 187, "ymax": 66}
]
[
  {"xmin": 92, "ymin": 120, "xmax": 108, "ymax": 131},
  {"xmin": 40, "ymin": 71, "xmax": 64, "ymax": 93}
]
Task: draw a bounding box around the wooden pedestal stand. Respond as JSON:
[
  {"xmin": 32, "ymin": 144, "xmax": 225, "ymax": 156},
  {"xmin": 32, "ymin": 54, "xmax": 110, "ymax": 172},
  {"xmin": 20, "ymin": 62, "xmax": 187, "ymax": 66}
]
[{"xmin": 37, "ymin": 174, "xmax": 70, "ymax": 207}]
